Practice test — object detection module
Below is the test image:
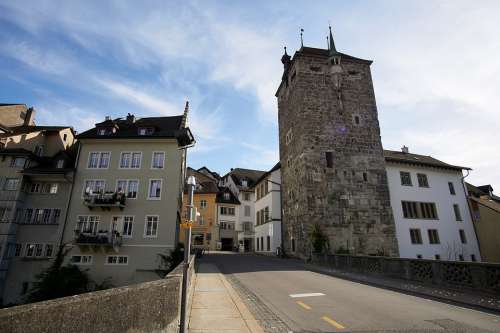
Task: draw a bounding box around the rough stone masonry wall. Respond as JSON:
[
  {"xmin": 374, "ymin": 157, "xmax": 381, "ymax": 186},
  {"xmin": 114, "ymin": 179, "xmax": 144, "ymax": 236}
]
[
  {"xmin": 277, "ymin": 51, "xmax": 398, "ymax": 258},
  {"xmin": 0, "ymin": 257, "xmax": 196, "ymax": 333}
]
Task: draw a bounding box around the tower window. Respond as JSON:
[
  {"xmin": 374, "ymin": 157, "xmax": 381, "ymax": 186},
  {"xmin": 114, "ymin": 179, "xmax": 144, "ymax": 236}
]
[
  {"xmin": 354, "ymin": 115, "xmax": 360, "ymax": 125},
  {"xmin": 363, "ymin": 172, "xmax": 368, "ymax": 182},
  {"xmin": 325, "ymin": 152, "xmax": 333, "ymax": 168}
]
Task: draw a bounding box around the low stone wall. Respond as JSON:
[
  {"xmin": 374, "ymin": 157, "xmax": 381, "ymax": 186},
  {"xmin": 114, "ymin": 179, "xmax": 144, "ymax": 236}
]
[
  {"xmin": 0, "ymin": 256, "xmax": 196, "ymax": 333},
  {"xmin": 312, "ymin": 254, "xmax": 500, "ymax": 294}
]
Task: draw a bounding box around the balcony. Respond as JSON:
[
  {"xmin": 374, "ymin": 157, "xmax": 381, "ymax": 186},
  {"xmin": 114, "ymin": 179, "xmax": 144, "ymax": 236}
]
[
  {"xmin": 83, "ymin": 191, "xmax": 126, "ymax": 210},
  {"xmin": 74, "ymin": 229, "xmax": 122, "ymax": 250}
]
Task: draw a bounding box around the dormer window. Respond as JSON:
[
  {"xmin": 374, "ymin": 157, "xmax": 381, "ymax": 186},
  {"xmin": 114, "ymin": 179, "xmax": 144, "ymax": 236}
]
[
  {"xmin": 224, "ymin": 192, "xmax": 230, "ymax": 200},
  {"xmin": 98, "ymin": 128, "xmax": 107, "ymax": 136},
  {"xmin": 138, "ymin": 127, "xmax": 154, "ymax": 136},
  {"xmin": 56, "ymin": 160, "xmax": 64, "ymax": 169},
  {"xmin": 241, "ymin": 180, "xmax": 248, "ymax": 188},
  {"xmin": 34, "ymin": 145, "xmax": 44, "ymax": 157}
]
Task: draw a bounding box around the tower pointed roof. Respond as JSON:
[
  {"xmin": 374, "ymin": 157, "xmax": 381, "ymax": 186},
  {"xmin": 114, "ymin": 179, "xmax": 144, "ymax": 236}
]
[{"xmin": 328, "ymin": 26, "xmax": 338, "ymax": 55}]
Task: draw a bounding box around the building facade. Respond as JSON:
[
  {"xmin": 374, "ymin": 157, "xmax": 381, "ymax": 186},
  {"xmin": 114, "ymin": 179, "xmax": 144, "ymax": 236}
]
[
  {"xmin": 61, "ymin": 112, "xmax": 193, "ymax": 287},
  {"xmin": 0, "ymin": 107, "xmax": 76, "ymax": 305},
  {"xmin": 385, "ymin": 148, "xmax": 481, "ymax": 261},
  {"xmin": 276, "ymin": 30, "xmax": 398, "ymax": 257},
  {"xmin": 179, "ymin": 167, "xmax": 219, "ymax": 251},
  {"xmin": 254, "ymin": 163, "xmax": 282, "ymax": 254},
  {"xmin": 215, "ymin": 187, "xmax": 240, "ymax": 251},
  {"xmin": 467, "ymin": 183, "xmax": 500, "ymax": 263}
]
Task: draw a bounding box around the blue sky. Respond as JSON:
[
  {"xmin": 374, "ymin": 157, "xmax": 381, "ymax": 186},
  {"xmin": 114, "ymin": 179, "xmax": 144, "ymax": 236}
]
[{"xmin": 1, "ymin": 1, "xmax": 499, "ymax": 190}]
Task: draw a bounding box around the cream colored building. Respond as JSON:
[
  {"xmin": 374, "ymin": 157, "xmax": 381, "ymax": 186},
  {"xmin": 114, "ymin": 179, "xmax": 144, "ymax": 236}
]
[
  {"xmin": 0, "ymin": 107, "xmax": 76, "ymax": 305},
  {"xmin": 62, "ymin": 112, "xmax": 194, "ymax": 287}
]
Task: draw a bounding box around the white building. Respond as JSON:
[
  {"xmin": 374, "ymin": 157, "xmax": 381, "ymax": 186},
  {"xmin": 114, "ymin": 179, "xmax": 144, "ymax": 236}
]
[
  {"xmin": 253, "ymin": 163, "xmax": 282, "ymax": 254},
  {"xmin": 385, "ymin": 147, "xmax": 481, "ymax": 262},
  {"xmin": 219, "ymin": 168, "xmax": 265, "ymax": 252}
]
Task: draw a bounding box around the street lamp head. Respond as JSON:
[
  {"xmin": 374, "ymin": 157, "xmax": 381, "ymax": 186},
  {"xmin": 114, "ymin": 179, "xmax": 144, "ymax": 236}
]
[{"xmin": 187, "ymin": 176, "xmax": 196, "ymax": 186}]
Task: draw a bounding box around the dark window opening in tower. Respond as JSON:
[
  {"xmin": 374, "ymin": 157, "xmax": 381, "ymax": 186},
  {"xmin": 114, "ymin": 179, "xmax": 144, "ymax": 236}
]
[
  {"xmin": 363, "ymin": 172, "xmax": 368, "ymax": 182},
  {"xmin": 355, "ymin": 116, "xmax": 360, "ymax": 125},
  {"xmin": 325, "ymin": 152, "xmax": 333, "ymax": 168}
]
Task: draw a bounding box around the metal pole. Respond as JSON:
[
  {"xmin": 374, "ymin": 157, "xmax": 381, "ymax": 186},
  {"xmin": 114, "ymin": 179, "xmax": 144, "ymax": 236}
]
[{"xmin": 180, "ymin": 176, "xmax": 195, "ymax": 333}]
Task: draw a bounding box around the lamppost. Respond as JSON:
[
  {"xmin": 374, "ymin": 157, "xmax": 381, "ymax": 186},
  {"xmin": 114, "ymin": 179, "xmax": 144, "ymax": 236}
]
[{"xmin": 179, "ymin": 175, "xmax": 196, "ymax": 333}]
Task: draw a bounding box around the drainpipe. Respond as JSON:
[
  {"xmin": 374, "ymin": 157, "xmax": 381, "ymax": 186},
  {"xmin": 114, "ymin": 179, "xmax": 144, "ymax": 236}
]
[{"xmin": 461, "ymin": 169, "xmax": 482, "ymax": 261}]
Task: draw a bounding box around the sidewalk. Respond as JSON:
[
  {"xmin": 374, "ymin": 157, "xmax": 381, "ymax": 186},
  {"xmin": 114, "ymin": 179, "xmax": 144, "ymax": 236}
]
[{"xmin": 188, "ymin": 263, "xmax": 265, "ymax": 333}]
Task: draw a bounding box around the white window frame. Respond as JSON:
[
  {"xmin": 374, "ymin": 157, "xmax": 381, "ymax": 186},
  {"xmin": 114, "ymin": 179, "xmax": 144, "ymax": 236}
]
[
  {"xmin": 4, "ymin": 178, "xmax": 19, "ymax": 191},
  {"xmin": 116, "ymin": 179, "xmax": 139, "ymax": 199},
  {"xmin": 151, "ymin": 151, "xmax": 165, "ymax": 169},
  {"xmin": 119, "ymin": 151, "xmax": 142, "ymax": 169},
  {"xmin": 71, "ymin": 255, "xmax": 93, "ymax": 265},
  {"xmin": 87, "ymin": 152, "xmax": 111, "ymax": 169},
  {"xmin": 76, "ymin": 215, "xmax": 101, "ymax": 234},
  {"xmin": 144, "ymin": 215, "xmax": 159, "ymax": 238},
  {"xmin": 111, "ymin": 215, "xmax": 134, "ymax": 238},
  {"xmin": 56, "ymin": 159, "xmax": 64, "ymax": 169},
  {"xmin": 105, "ymin": 255, "xmax": 129, "ymax": 265},
  {"xmin": 200, "ymin": 200, "xmax": 207, "ymax": 208},
  {"xmin": 147, "ymin": 179, "xmax": 163, "ymax": 200},
  {"xmin": 82, "ymin": 179, "xmax": 106, "ymax": 198},
  {"xmin": 25, "ymin": 243, "xmax": 36, "ymax": 257}
]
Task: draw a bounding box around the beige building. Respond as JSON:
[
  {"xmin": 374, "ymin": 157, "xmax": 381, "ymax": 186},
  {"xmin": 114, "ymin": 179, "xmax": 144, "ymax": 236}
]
[
  {"xmin": 0, "ymin": 106, "xmax": 76, "ymax": 305},
  {"xmin": 62, "ymin": 111, "xmax": 194, "ymax": 287},
  {"xmin": 467, "ymin": 183, "xmax": 500, "ymax": 263}
]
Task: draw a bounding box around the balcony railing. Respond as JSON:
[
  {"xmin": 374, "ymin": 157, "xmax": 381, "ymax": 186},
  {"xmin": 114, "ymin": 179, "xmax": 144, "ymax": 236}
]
[
  {"xmin": 83, "ymin": 191, "xmax": 126, "ymax": 210},
  {"xmin": 74, "ymin": 229, "xmax": 122, "ymax": 249}
]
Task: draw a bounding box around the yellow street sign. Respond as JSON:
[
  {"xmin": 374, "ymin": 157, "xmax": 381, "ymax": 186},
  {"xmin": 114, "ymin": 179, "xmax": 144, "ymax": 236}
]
[{"xmin": 180, "ymin": 222, "xmax": 193, "ymax": 228}]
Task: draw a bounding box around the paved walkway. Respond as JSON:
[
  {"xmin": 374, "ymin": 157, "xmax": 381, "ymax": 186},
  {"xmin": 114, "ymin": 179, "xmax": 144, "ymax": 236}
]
[{"xmin": 188, "ymin": 263, "xmax": 265, "ymax": 333}]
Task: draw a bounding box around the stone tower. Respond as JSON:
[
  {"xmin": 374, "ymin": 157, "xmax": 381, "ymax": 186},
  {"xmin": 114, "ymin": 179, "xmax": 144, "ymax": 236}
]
[{"xmin": 276, "ymin": 28, "xmax": 399, "ymax": 258}]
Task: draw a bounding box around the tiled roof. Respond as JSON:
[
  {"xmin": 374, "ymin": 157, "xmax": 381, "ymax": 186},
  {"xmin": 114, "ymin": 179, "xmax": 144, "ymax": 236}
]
[
  {"xmin": 216, "ymin": 187, "xmax": 240, "ymax": 205},
  {"xmin": 184, "ymin": 181, "xmax": 219, "ymax": 194},
  {"xmin": 383, "ymin": 150, "xmax": 469, "ymax": 171},
  {"xmin": 77, "ymin": 116, "xmax": 185, "ymax": 139},
  {"xmin": 225, "ymin": 168, "xmax": 266, "ymax": 190}
]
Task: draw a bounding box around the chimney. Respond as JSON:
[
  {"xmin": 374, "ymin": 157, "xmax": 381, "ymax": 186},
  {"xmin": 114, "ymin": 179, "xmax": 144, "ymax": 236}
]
[
  {"xmin": 24, "ymin": 107, "xmax": 35, "ymax": 126},
  {"xmin": 105, "ymin": 116, "xmax": 111, "ymax": 121},
  {"xmin": 126, "ymin": 113, "xmax": 135, "ymax": 123},
  {"xmin": 401, "ymin": 145, "xmax": 409, "ymax": 154}
]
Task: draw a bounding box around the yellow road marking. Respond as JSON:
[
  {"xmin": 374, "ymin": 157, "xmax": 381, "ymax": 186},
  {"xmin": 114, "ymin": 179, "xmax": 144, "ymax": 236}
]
[
  {"xmin": 296, "ymin": 301, "xmax": 311, "ymax": 310},
  {"xmin": 322, "ymin": 316, "xmax": 345, "ymax": 330}
]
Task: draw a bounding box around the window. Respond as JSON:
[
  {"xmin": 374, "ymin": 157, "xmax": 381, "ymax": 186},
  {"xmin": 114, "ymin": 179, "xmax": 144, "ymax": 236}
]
[
  {"xmin": 120, "ymin": 152, "xmax": 141, "ymax": 169},
  {"xmin": 13, "ymin": 243, "xmax": 22, "ymax": 257},
  {"xmin": 243, "ymin": 193, "xmax": 250, "ymax": 201},
  {"xmin": 30, "ymin": 183, "xmax": 41, "ymax": 193},
  {"xmin": 97, "ymin": 128, "xmax": 107, "ymax": 136},
  {"xmin": 224, "ymin": 192, "xmax": 230, "ymax": 200},
  {"xmin": 200, "ymin": 200, "xmax": 207, "ymax": 208},
  {"xmin": 193, "ymin": 233, "xmax": 204, "ymax": 246},
  {"xmin": 244, "ymin": 205, "xmax": 250, "ymax": 217},
  {"xmin": 56, "ymin": 159, "xmax": 64, "ymax": 168},
  {"xmin": 256, "ymin": 238, "xmax": 260, "ymax": 251},
  {"xmin": 409, "ymin": 229, "xmax": 422, "ymax": 244},
  {"xmin": 44, "ymin": 244, "xmax": 54, "ymax": 257},
  {"xmin": 400, "ymin": 172, "xmax": 412, "ymax": 186},
  {"xmin": 220, "ymin": 222, "xmax": 233, "ymax": 230},
  {"xmin": 106, "ymin": 255, "xmax": 129, "ymax": 265},
  {"xmin": 138, "ymin": 127, "xmax": 154, "ymax": 136},
  {"xmin": 417, "ymin": 173, "xmax": 429, "ymax": 187},
  {"xmin": 264, "ymin": 207, "xmax": 269, "ymax": 222},
  {"xmin": 35, "ymin": 244, "xmax": 43, "ymax": 257},
  {"xmin": 267, "ymin": 236, "xmax": 270, "ymax": 251},
  {"xmin": 144, "ymin": 215, "xmax": 159, "ymax": 237},
  {"xmin": 459, "ymin": 229, "xmax": 467, "ymax": 244},
  {"xmin": 220, "ymin": 206, "xmax": 235, "ymax": 216},
  {"xmin": 148, "ymin": 179, "xmax": 162, "ymax": 199},
  {"xmin": 34, "ymin": 145, "xmax": 44, "ymax": 157},
  {"xmin": 427, "ymin": 229, "xmax": 440, "ymax": 244},
  {"xmin": 51, "ymin": 209, "xmax": 61, "ymax": 224},
  {"xmin": 363, "ymin": 172, "xmax": 368, "ymax": 182},
  {"xmin": 354, "ymin": 115, "xmax": 360, "ymax": 125},
  {"xmin": 471, "ymin": 254, "xmax": 476, "ymax": 262},
  {"xmin": 453, "ymin": 204, "xmax": 462, "ymax": 221},
  {"xmin": 448, "ymin": 182, "xmax": 456, "ymax": 195},
  {"xmin": 152, "ymin": 152, "xmax": 165, "ymax": 169},
  {"xmin": 84, "ymin": 180, "xmax": 106, "ymax": 195},
  {"xmin": 34, "ymin": 209, "xmax": 44, "ymax": 224},
  {"xmin": 416, "ymin": 254, "xmax": 423, "ymax": 259},
  {"xmin": 42, "ymin": 209, "xmax": 51, "ymax": 224},
  {"xmin": 435, "ymin": 254, "xmax": 441, "ymax": 260},
  {"xmin": 123, "ymin": 216, "xmax": 134, "ymax": 237},
  {"xmin": 49, "ymin": 183, "xmax": 58, "ymax": 194},
  {"xmin": 76, "ymin": 215, "xmax": 100, "ymax": 234},
  {"xmin": 87, "ymin": 152, "xmax": 110, "ymax": 169},
  {"xmin": 116, "ymin": 180, "xmax": 139, "ymax": 199},
  {"xmin": 4, "ymin": 178, "xmax": 19, "ymax": 191},
  {"xmin": 401, "ymin": 201, "xmax": 438, "ymax": 219},
  {"xmin": 63, "ymin": 133, "xmax": 67, "ymax": 142},
  {"xmin": 24, "ymin": 209, "xmax": 33, "ymax": 224},
  {"xmin": 199, "ymin": 215, "xmax": 205, "ymax": 225},
  {"xmin": 10, "ymin": 157, "xmax": 26, "ymax": 168},
  {"xmin": 325, "ymin": 152, "xmax": 333, "ymax": 168},
  {"xmin": 71, "ymin": 255, "xmax": 93, "ymax": 265},
  {"xmin": 25, "ymin": 244, "xmax": 36, "ymax": 257}
]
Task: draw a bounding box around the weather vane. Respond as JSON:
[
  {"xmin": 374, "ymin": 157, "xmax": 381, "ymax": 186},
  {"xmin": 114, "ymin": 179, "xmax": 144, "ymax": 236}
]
[{"xmin": 300, "ymin": 28, "xmax": 304, "ymax": 47}]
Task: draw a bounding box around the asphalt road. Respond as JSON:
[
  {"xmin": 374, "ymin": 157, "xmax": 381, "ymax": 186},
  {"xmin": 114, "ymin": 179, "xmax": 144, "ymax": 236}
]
[{"xmin": 201, "ymin": 252, "xmax": 500, "ymax": 333}]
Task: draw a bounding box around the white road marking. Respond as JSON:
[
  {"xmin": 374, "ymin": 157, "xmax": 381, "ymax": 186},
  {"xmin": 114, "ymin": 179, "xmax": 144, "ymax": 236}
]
[{"xmin": 289, "ymin": 293, "xmax": 325, "ymax": 298}]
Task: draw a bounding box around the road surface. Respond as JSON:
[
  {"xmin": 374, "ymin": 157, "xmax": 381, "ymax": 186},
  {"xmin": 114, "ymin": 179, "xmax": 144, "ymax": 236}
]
[{"xmin": 201, "ymin": 253, "xmax": 500, "ymax": 333}]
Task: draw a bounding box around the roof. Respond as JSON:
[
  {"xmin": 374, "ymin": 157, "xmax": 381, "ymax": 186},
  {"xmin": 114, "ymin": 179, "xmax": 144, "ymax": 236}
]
[
  {"xmin": 295, "ymin": 47, "xmax": 373, "ymax": 65},
  {"xmin": 253, "ymin": 162, "xmax": 281, "ymax": 187},
  {"xmin": 184, "ymin": 181, "xmax": 219, "ymax": 194},
  {"xmin": 383, "ymin": 150, "xmax": 470, "ymax": 171},
  {"xmin": 216, "ymin": 187, "xmax": 240, "ymax": 205},
  {"xmin": 21, "ymin": 147, "xmax": 77, "ymax": 176},
  {"xmin": 197, "ymin": 166, "xmax": 220, "ymax": 180},
  {"xmin": 0, "ymin": 148, "xmax": 37, "ymax": 158},
  {"xmin": 0, "ymin": 125, "xmax": 73, "ymax": 138},
  {"xmin": 467, "ymin": 183, "xmax": 500, "ymax": 204},
  {"xmin": 77, "ymin": 115, "xmax": 195, "ymax": 146},
  {"xmin": 224, "ymin": 168, "xmax": 266, "ymax": 190},
  {"xmin": 469, "ymin": 196, "xmax": 500, "ymax": 214}
]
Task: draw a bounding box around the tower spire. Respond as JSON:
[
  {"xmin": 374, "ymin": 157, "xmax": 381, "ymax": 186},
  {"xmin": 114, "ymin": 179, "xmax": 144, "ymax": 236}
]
[{"xmin": 328, "ymin": 25, "xmax": 337, "ymax": 55}]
